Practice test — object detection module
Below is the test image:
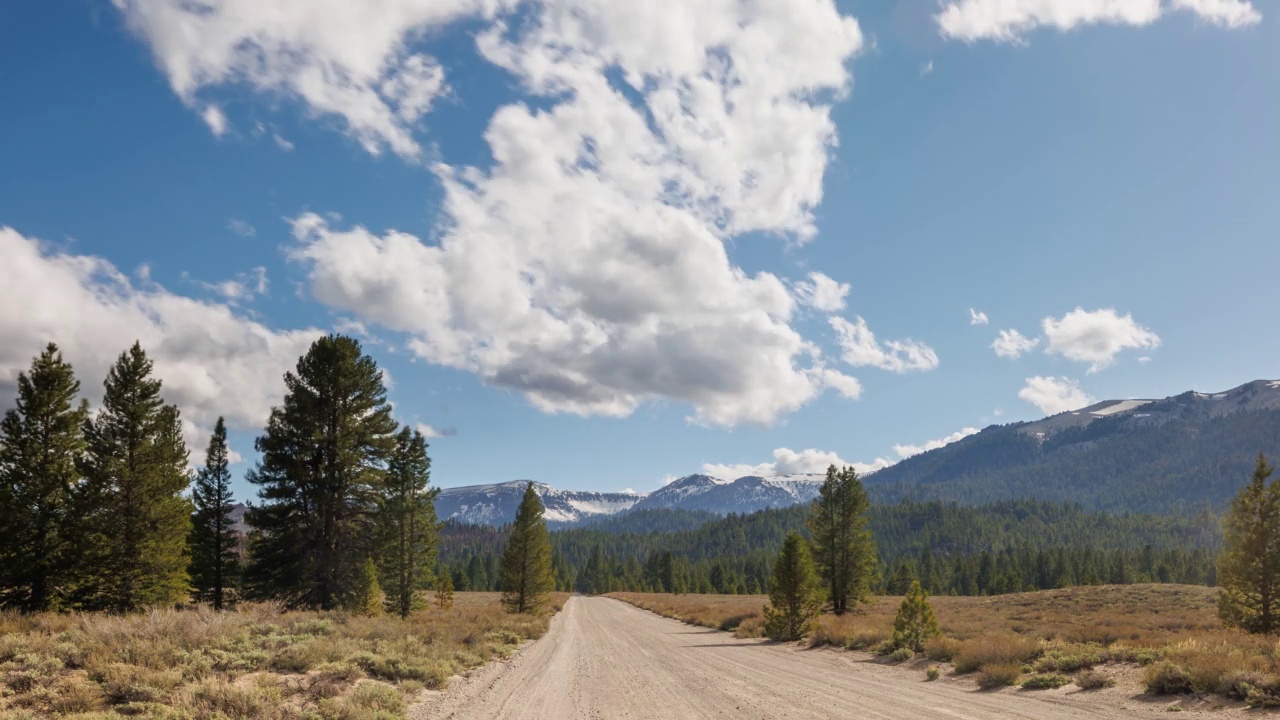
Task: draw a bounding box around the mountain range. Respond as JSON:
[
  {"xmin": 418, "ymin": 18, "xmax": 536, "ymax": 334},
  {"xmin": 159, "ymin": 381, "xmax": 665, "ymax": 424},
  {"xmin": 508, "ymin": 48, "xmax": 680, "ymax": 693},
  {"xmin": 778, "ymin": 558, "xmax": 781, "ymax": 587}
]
[
  {"xmin": 433, "ymin": 379, "xmax": 1280, "ymax": 525},
  {"xmin": 433, "ymin": 472, "xmax": 827, "ymax": 526}
]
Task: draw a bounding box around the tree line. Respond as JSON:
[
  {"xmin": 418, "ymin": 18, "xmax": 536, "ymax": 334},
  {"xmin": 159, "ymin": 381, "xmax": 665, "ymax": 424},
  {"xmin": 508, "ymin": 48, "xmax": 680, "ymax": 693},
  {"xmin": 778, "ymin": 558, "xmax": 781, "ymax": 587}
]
[
  {"xmin": 438, "ymin": 497, "xmax": 1220, "ymax": 598},
  {"xmin": 0, "ymin": 337, "xmax": 555, "ymax": 616}
]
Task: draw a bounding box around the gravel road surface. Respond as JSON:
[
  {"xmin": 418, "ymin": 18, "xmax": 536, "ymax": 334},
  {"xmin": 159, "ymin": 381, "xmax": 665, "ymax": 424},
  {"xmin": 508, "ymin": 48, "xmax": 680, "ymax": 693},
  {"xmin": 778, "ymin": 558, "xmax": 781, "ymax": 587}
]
[{"xmin": 412, "ymin": 596, "xmax": 1221, "ymax": 719}]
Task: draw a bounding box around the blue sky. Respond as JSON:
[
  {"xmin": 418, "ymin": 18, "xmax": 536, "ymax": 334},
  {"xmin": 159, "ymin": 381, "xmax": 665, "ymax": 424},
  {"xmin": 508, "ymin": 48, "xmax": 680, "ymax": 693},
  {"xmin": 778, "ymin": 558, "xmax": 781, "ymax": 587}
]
[{"xmin": 0, "ymin": 0, "xmax": 1275, "ymax": 500}]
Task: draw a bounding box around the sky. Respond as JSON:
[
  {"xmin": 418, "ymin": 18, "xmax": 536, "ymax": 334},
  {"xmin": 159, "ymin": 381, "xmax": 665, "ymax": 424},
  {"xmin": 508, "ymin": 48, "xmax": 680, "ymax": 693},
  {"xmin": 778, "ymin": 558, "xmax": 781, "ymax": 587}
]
[{"xmin": 0, "ymin": 0, "xmax": 1276, "ymax": 500}]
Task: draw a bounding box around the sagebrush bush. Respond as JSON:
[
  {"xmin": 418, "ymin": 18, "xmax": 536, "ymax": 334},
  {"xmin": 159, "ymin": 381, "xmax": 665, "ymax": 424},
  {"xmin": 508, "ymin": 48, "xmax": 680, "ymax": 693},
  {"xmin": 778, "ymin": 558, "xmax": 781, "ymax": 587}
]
[
  {"xmin": 1144, "ymin": 661, "xmax": 1194, "ymax": 694},
  {"xmin": 1021, "ymin": 673, "xmax": 1071, "ymax": 690},
  {"xmin": 925, "ymin": 665, "xmax": 940, "ymax": 681},
  {"xmin": 0, "ymin": 593, "xmax": 566, "ymax": 719},
  {"xmin": 975, "ymin": 663, "xmax": 1021, "ymax": 689},
  {"xmin": 953, "ymin": 635, "xmax": 1040, "ymax": 675},
  {"xmin": 923, "ymin": 636, "xmax": 961, "ymax": 662},
  {"xmin": 1075, "ymin": 669, "xmax": 1116, "ymax": 690}
]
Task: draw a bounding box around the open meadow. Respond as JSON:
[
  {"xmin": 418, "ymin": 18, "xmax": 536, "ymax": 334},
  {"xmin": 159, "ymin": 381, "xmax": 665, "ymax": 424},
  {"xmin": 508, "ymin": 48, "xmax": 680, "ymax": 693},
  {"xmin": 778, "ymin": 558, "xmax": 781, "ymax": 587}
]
[
  {"xmin": 610, "ymin": 585, "xmax": 1280, "ymax": 707},
  {"xmin": 0, "ymin": 593, "xmax": 567, "ymax": 720}
]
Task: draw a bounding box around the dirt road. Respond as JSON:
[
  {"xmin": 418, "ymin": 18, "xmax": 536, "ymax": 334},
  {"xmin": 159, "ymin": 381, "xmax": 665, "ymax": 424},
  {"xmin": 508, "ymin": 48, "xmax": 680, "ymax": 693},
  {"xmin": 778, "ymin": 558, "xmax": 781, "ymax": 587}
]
[{"xmin": 412, "ymin": 596, "xmax": 1218, "ymax": 719}]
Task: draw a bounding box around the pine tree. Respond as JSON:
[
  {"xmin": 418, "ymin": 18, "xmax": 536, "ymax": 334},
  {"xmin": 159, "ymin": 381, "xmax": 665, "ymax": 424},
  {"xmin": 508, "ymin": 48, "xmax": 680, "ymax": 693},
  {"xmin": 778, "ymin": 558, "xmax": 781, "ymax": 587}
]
[
  {"xmin": 351, "ymin": 558, "xmax": 384, "ymax": 616},
  {"xmin": 244, "ymin": 335, "xmax": 398, "ymax": 609},
  {"xmin": 189, "ymin": 418, "xmax": 241, "ymax": 610},
  {"xmin": 807, "ymin": 465, "xmax": 877, "ymax": 615},
  {"xmin": 435, "ymin": 572, "xmax": 454, "ymax": 610},
  {"xmin": 500, "ymin": 482, "xmax": 554, "ymax": 614},
  {"xmin": 377, "ymin": 427, "xmax": 440, "ymax": 617},
  {"xmin": 763, "ymin": 532, "xmax": 823, "ymax": 641},
  {"xmin": 79, "ymin": 343, "xmax": 192, "ymax": 611},
  {"xmin": 0, "ymin": 344, "xmax": 90, "ymax": 611},
  {"xmin": 892, "ymin": 580, "xmax": 941, "ymax": 652},
  {"xmin": 1219, "ymin": 453, "xmax": 1280, "ymax": 633}
]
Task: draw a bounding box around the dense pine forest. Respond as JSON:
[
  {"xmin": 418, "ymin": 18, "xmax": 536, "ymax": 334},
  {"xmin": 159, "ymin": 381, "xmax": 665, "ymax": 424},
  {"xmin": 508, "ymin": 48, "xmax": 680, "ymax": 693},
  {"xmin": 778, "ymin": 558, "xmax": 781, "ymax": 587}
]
[{"xmin": 438, "ymin": 499, "xmax": 1221, "ymax": 597}]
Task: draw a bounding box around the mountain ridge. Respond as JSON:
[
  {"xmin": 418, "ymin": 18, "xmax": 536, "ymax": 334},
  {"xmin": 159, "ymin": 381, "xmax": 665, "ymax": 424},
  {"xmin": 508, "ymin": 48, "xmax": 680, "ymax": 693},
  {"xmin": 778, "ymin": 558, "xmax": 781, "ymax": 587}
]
[{"xmin": 431, "ymin": 378, "xmax": 1280, "ymax": 524}]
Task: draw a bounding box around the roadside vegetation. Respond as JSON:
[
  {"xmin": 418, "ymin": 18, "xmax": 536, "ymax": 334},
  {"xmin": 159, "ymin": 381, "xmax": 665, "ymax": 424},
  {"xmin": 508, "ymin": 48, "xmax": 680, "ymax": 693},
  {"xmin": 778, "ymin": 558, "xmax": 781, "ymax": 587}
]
[
  {"xmin": 0, "ymin": 337, "xmax": 563, "ymax": 717},
  {"xmin": 0, "ymin": 592, "xmax": 566, "ymax": 719},
  {"xmin": 612, "ymin": 583, "xmax": 1280, "ymax": 704}
]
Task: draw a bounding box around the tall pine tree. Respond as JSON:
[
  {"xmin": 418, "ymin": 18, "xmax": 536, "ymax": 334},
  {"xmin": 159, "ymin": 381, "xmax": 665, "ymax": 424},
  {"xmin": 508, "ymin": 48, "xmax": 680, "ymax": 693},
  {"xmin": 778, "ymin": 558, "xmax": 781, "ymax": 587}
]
[
  {"xmin": 1219, "ymin": 453, "xmax": 1280, "ymax": 633},
  {"xmin": 807, "ymin": 465, "xmax": 876, "ymax": 615},
  {"xmin": 0, "ymin": 344, "xmax": 90, "ymax": 611},
  {"xmin": 79, "ymin": 343, "xmax": 192, "ymax": 611},
  {"xmin": 763, "ymin": 532, "xmax": 823, "ymax": 641},
  {"xmin": 500, "ymin": 482, "xmax": 554, "ymax": 614},
  {"xmin": 245, "ymin": 335, "xmax": 398, "ymax": 609},
  {"xmin": 377, "ymin": 427, "xmax": 440, "ymax": 617},
  {"xmin": 189, "ymin": 417, "xmax": 241, "ymax": 610}
]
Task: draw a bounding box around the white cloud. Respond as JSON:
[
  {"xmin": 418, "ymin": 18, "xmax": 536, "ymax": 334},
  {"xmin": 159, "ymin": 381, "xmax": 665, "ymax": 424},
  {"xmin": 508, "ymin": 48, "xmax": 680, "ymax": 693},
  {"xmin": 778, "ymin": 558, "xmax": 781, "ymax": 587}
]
[
  {"xmin": 829, "ymin": 316, "xmax": 939, "ymax": 373},
  {"xmin": 1170, "ymin": 0, "xmax": 1261, "ymax": 27},
  {"xmin": 228, "ymin": 219, "xmax": 256, "ymax": 237},
  {"xmin": 112, "ymin": 0, "xmax": 482, "ymax": 157},
  {"xmin": 921, "ymin": 61, "xmax": 935, "ymax": 77},
  {"xmin": 893, "ymin": 427, "xmax": 980, "ymax": 459},
  {"xmin": 969, "ymin": 308, "xmax": 989, "ymax": 326},
  {"xmin": 415, "ymin": 422, "xmax": 457, "ymax": 438},
  {"xmin": 702, "ymin": 446, "xmax": 892, "ymax": 479},
  {"xmin": 287, "ymin": 0, "xmax": 865, "ymax": 427},
  {"xmin": 1018, "ymin": 376, "xmax": 1095, "ymax": 415},
  {"xmin": 0, "ymin": 226, "xmax": 321, "ymax": 458},
  {"xmin": 1042, "ymin": 307, "xmax": 1159, "ymax": 372},
  {"xmin": 936, "ymin": 0, "xmax": 1258, "ymax": 42},
  {"xmin": 186, "ymin": 266, "xmax": 269, "ymax": 304},
  {"xmin": 1138, "ymin": 356, "xmax": 1153, "ymax": 364},
  {"xmin": 794, "ymin": 272, "xmax": 850, "ymax": 313},
  {"xmin": 273, "ymin": 133, "xmax": 295, "ymax": 152},
  {"xmin": 991, "ymin": 328, "xmax": 1040, "ymax": 359},
  {"xmin": 201, "ymin": 105, "xmax": 229, "ymax": 136}
]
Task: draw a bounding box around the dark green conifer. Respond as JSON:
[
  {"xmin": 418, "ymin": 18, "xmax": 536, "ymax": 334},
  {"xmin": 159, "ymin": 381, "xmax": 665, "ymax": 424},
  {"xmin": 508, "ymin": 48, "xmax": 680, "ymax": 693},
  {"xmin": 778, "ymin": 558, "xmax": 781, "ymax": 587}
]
[
  {"xmin": 763, "ymin": 532, "xmax": 823, "ymax": 641},
  {"xmin": 807, "ymin": 465, "xmax": 876, "ymax": 615},
  {"xmin": 244, "ymin": 335, "xmax": 398, "ymax": 609},
  {"xmin": 500, "ymin": 482, "xmax": 554, "ymax": 613},
  {"xmin": 1219, "ymin": 453, "xmax": 1280, "ymax": 633},
  {"xmin": 378, "ymin": 427, "xmax": 439, "ymax": 617},
  {"xmin": 189, "ymin": 417, "xmax": 241, "ymax": 609},
  {"xmin": 0, "ymin": 344, "xmax": 90, "ymax": 611},
  {"xmin": 892, "ymin": 580, "xmax": 941, "ymax": 652},
  {"xmin": 80, "ymin": 343, "xmax": 192, "ymax": 611}
]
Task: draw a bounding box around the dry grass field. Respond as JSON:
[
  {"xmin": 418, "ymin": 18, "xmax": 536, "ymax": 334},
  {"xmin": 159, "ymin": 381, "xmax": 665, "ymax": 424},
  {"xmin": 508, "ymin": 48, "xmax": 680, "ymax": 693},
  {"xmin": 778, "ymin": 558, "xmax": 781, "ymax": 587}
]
[
  {"xmin": 0, "ymin": 592, "xmax": 567, "ymax": 720},
  {"xmin": 610, "ymin": 585, "xmax": 1280, "ymax": 706}
]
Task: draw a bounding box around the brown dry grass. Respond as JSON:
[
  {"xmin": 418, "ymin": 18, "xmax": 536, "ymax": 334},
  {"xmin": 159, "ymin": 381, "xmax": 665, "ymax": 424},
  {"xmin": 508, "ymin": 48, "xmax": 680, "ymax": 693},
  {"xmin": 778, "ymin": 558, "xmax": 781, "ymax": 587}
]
[
  {"xmin": 0, "ymin": 592, "xmax": 567, "ymax": 719},
  {"xmin": 609, "ymin": 585, "xmax": 1280, "ymax": 705}
]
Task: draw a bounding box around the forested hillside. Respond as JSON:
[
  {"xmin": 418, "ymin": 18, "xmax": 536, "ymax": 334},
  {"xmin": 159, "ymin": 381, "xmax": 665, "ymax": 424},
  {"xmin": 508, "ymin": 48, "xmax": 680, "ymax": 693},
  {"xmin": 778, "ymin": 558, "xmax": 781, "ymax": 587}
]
[
  {"xmin": 866, "ymin": 387, "xmax": 1280, "ymax": 513},
  {"xmin": 439, "ymin": 500, "xmax": 1220, "ymax": 597}
]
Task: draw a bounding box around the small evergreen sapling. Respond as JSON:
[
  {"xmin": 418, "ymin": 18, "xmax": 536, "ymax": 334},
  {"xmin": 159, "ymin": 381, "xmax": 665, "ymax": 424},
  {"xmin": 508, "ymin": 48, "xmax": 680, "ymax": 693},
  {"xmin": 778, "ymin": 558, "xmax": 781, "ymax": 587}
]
[
  {"xmin": 351, "ymin": 558, "xmax": 384, "ymax": 616},
  {"xmin": 892, "ymin": 580, "xmax": 941, "ymax": 652},
  {"xmin": 435, "ymin": 572, "xmax": 454, "ymax": 610}
]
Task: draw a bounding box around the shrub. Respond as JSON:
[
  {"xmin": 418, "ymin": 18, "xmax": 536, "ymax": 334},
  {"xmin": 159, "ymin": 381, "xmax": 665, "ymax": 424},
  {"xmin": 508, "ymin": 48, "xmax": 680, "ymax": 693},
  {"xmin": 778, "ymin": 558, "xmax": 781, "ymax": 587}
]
[
  {"xmin": 1145, "ymin": 662, "xmax": 1194, "ymax": 695},
  {"xmin": 1034, "ymin": 647, "xmax": 1103, "ymax": 673},
  {"xmin": 890, "ymin": 647, "xmax": 914, "ymax": 662},
  {"xmin": 976, "ymin": 663, "xmax": 1022, "ymax": 689},
  {"xmin": 1021, "ymin": 674, "xmax": 1071, "ymax": 690},
  {"xmin": 925, "ymin": 666, "xmax": 941, "ymax": 681},
  {"xmin": 923, "ymin": 636, "xmax": 961, "ymax": 662},
  {"xmin": 48, "ymin": 677, "xmax": 105, "ymax": 714},
  {"xmin": 953, "ymin": 635, "xmax": 1040, "ymax": 675},
  {"xmin": 1075, "ymin": 669, "xmax": 1116, "ymax": 690}
]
